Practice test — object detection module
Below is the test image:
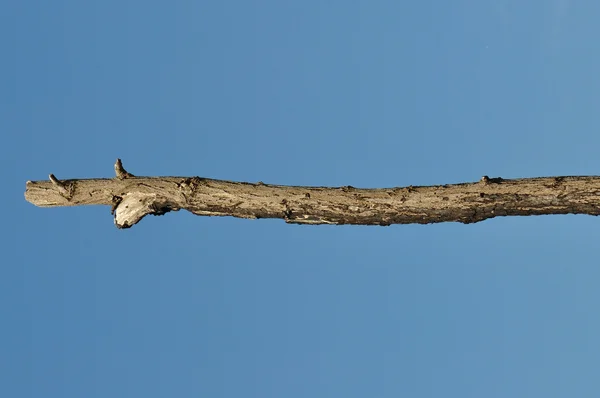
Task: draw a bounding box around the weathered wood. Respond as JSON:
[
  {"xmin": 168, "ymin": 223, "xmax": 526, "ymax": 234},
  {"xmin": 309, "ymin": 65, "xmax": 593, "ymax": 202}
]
[{"xmin": 24, "ymin": 160, "xmax": 600, "ymax": 228}]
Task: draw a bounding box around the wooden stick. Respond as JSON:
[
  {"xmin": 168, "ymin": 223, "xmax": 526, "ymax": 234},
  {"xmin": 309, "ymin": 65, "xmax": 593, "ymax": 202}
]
[{"xmin": 24, "ymin": 159, "xmax": 600, "ymax": 229}]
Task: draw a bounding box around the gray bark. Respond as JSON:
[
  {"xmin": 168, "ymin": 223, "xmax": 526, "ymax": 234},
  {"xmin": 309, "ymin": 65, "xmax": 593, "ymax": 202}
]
[{"xmin": 24, "ymin": 160, "xmax": 600, "ymax": 229}]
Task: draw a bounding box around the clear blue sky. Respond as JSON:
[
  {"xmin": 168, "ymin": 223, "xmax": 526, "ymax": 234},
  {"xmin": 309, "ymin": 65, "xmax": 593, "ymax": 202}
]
[{"xmin": 4, "ymin": 1, "xmax": 600, "ymax": 397}]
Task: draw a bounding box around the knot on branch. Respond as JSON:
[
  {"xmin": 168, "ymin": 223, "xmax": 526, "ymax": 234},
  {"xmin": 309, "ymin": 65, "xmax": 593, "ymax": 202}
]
[{"xmin": 112, "ymin": 192, "xmax": 179, "ymax": 229}]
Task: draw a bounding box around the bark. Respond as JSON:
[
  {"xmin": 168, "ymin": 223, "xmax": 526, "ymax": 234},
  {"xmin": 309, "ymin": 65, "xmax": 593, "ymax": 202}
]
[{"xmin": 24, "ymin": 159, "xmax": 600, "ymax": 229}]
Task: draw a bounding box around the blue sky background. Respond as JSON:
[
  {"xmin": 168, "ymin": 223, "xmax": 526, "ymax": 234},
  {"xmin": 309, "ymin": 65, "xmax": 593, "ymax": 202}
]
[{"xmin": 3, "ymin": 1, "xmax": 600, "ymax": 397}]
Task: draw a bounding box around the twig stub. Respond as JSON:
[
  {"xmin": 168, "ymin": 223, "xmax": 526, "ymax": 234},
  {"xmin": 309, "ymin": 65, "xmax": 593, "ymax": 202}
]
[
  {"xmin": 49, "ymin": 174, "xmax": 72, "ymax": 199},
  {"xmin": 114, "ymin": 158, "xmax": 134, "ymax": 179}
]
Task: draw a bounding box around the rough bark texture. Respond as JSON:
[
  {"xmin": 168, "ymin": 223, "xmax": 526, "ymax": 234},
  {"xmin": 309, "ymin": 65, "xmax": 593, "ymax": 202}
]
[{"xmin": 24, "ymin": 160, "xmax": 600, "ymax": 229}]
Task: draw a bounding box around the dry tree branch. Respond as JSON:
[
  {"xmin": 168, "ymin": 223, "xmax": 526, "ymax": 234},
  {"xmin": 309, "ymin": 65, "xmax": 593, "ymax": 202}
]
[{"xmin": 24, "ymin": 159, "xmax": 600, "ymax": 229}]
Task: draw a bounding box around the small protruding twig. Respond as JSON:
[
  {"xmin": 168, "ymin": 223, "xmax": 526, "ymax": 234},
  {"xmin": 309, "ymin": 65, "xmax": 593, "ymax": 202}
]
[
  {"xmin": 49, "ymin": 174, "xmax": 70, "ymax": 197},
  {"xmin": 114, "ymin": 158, "xmax": 134, "ymax": 179}
]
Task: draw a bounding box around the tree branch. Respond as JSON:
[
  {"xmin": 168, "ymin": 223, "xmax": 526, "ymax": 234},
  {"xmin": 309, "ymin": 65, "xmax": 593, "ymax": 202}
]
[{"xmin": 24, "ymin": 159, "xmax": 600, "ymax": 228}]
